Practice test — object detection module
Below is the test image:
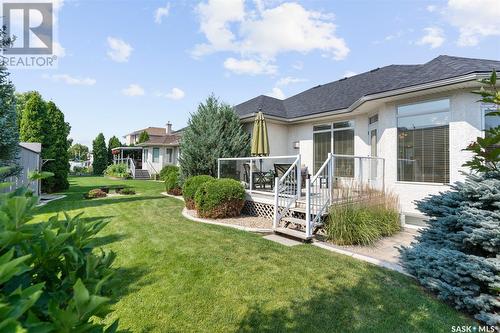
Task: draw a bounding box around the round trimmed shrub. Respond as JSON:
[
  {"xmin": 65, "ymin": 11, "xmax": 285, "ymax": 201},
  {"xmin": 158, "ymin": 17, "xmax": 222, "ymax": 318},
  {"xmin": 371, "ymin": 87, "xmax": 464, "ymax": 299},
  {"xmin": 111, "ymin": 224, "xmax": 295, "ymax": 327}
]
[
  {"xmin": 194, "ymin": 178, "xmax": 245, "ymax": 218},
  {"xmin": 165, "ymin": 171, "xmax": 182, "ymax": 196},
  {"xmin": 159, "ymin": 165, "xmax": 179, "ymax": 181},
  {"xmin": 182, "ymin": 175, "xmax": 214, "ymax": 209}
]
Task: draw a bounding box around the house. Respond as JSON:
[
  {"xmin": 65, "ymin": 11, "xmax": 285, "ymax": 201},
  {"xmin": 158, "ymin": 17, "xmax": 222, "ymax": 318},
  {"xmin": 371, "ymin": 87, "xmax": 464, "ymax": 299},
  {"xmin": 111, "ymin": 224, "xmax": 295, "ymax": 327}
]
[
  {"xmin": 223, "ymin": 55, "xmax": 500, "ymax": 234},
  {"xmin": 115, "ymin": 122, "xmax": 182, "ymax": 178},
  {"xmin": 124, "ymin": 125, "xmax": 171, "ymax": 146},
  {"xmin": 2, "ymin": 142, "xmax": 42, "ymax": 196}
]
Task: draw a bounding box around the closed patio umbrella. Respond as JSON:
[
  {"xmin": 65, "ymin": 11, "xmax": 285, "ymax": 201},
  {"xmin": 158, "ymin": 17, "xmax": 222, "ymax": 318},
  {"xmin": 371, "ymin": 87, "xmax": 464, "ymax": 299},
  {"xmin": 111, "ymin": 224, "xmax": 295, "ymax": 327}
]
[
  {"xmin": 251, "ymin": 111, "xmax": 269, "ymax": 158},
  {"xmin": 251, "ymin": 112, "xmax": 270, "ymax": 190}
]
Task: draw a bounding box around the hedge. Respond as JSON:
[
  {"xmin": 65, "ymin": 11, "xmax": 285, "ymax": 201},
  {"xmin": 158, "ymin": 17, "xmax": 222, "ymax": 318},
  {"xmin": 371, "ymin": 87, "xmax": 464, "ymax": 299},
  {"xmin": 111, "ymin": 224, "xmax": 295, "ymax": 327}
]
[
  {"xmin": 194, "ymin": 178, "xmax": 245, "ymax": 218},
  {"xmin": 182, "ymin": 175, "xmax": 214, "ymax": 209}
]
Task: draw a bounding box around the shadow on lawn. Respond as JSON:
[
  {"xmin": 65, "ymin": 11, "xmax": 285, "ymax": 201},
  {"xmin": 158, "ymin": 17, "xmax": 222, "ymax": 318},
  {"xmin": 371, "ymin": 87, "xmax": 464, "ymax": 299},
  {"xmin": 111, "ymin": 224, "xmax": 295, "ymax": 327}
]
[
  {"xmin": 236, "ymin": 271, "xmax": 444, "ymax": 333},
  {"xmin": 37, "ymin": 195, "xmax": 165, "ymax": 214}
]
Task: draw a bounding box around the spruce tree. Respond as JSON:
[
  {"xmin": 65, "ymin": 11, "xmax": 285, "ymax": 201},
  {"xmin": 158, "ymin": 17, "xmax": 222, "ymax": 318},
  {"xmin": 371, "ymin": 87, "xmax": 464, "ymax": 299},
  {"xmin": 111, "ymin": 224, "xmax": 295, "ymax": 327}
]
[
  {"xmin": 92, "ymin": 133, "xmax": 107, "ymax": 175},
  {"xmin": 43, "ymin": 102, "xmax": 71, "ymax": 192},
  {"xmin": 138, "ymin": 131, "xmax": 150, "ymax": 144},
  {"xmin": 0, "ymin": 65, "xmax": 19, "ymax": 180},
  {"xmin": 107, "ymin": 136, "xmax": 122, "ymax": 165},
  {"xmin": 179, "ymin": 95, "xmax": 250, "ymax": 178}
]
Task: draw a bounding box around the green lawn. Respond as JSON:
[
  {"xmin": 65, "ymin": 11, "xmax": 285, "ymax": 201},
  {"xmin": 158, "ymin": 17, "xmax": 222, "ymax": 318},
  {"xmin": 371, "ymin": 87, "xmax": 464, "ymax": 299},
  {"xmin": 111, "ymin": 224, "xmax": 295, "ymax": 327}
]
[{"xmin": 33, "ymin": 176, "xmax": 471, "ymax": 332}]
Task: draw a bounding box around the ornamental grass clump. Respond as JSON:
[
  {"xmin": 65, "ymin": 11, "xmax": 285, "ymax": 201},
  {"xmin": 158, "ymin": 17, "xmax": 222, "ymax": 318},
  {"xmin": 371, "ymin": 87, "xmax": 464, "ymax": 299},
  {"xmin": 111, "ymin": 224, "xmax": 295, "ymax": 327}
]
[
  {"xmin": 194, "ymin": 178, "xmax": 245, "ymax": 218},
  {"xmin": 182, "ymin": 175, "xmax": 214, "ymax": 209},
  {"xmin": 325, "ymin": 185, "xmax": 400, "ymax": 246}
]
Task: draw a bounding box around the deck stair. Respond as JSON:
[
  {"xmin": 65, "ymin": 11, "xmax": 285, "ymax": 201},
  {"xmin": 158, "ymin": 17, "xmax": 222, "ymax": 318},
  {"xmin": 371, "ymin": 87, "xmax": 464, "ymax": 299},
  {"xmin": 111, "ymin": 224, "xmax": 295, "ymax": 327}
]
[{"xmin": 134, "ymin": 169, "xmax": 150, "ymax": 180}]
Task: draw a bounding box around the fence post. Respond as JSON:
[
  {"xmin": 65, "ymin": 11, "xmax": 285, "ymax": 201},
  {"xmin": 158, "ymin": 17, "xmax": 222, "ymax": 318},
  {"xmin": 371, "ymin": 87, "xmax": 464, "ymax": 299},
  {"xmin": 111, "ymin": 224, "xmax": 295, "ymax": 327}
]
[
  {"xmin": 217, "ymin": 159, "xmax": 221, "ymax": 179},
  {"xmin": 328, "ymin": 153, "xmax": 333, "ymax": 203},
  {"xmin": 296, "ymin": 154, "xmax": 301, "ymax": 200},
  {"xmin": 249, "ymin": 160, "xmax": 253, "ymax": 193},
  {"xmin": 305, "ymin": 177, "xmax": 311, "ymax": 238},
  {"xmin": 273, "ymin": 177, "xmax": 279, "ymax": 230}
]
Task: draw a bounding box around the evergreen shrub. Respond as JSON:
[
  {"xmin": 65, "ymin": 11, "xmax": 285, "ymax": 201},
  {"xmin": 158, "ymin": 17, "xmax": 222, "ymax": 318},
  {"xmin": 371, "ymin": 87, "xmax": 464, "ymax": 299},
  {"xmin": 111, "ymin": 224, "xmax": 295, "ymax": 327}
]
[
  {"xmin": 182, "ymin": 175, "xmax": 214, "ymax": 209},
  {"xmin": 160, "ymin": 165, "xmax": 179, "ymax": 181},
  {"xmin": 194, "ymin": 178, "xmax": 245, "ymax": 218},
  {"xmin": 165, "ymin": 171, "xmax": 182, "ymax": 196}
]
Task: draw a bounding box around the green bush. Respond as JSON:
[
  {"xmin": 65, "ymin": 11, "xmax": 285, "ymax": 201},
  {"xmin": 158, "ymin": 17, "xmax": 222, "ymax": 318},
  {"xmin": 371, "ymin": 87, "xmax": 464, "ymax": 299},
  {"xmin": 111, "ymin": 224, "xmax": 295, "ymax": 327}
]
[
  {"xmin": 86, "ymin": 188, "xmax": 107, "ymax": 199},
  {"xmin": 159, "ymin": 165, "xmax": 179, "ymax": 181},
  {"xmin": 182, "ymin": 175, "xmax": 214, "ymax": 209},
  {"xmin": 165, "ymin": 171, "xmax": 182, "ymax": 196},
  {"xmin": 104, "ymin": 163, "xmax": 129, "ymax": 178},
  {"xmin": 325, "ymin": 187, "xmax": 400, "ymax": 246},
  {"xmin": 194, "ymin": 178, "xmax": 245, "ymax": 218},
  {"xmin": 0, "ymin": 183, "xmax": 119, "ymax": 331}
]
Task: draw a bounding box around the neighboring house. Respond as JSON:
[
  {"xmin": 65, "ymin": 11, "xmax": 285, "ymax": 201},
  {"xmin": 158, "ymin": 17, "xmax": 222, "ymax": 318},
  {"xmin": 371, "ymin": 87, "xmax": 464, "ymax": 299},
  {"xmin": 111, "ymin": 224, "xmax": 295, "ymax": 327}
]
[
  {"xmin": 116, "ymin": 122, "xmax": 182, "ymax": 178},
  {"xmin": 232, "ymin": 55, "xmax": 500, "ymax": 228},
  {"xmin": 2, "ymin": 142, "xmax": 42, "ymax": 196},
  {"xmin": 137, "ymin": 122, "xmax": 182, "ymax": 176},
  {"xmin": 124, "ymin": 125, "xmax": 170, "ymax": 146}
]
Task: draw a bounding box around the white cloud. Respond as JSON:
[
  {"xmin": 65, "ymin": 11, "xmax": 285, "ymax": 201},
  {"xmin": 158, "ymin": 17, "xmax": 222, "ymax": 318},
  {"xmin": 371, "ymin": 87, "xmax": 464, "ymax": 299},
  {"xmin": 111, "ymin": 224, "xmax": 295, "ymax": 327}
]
[
  {"xmin": 426, "ymin": 5, "xmax": 437, "ymax": 12},
  {"xmin": 107, "ymin": 37, "xmax": 133, "ymax": 62},
  {"xmin": 43, "ymin": 74, "xmax": 96, "ymax": 86},
  {"xmin": 193, "ymin": 1, "xmax": 349, "ymax": 75},
  {"xmin": 444, "ymin": 0, "xmax": 500, "ymax": 46},
  {"xmin": 276, "ymin": 76, "xmax": 307, "ymax": 86},
  {"xmin": 154, "ymin": 3, "xmax": 170, "ymax": 24},
  {"xmin": 224, "ymin": 57, "xmax": 277, "ymax": 75},
  {"xmin": 417, "ymin": 27, "xmax": 445, "ymax": 48},
  {"xmin": 343, "ymin": 71, "xmax": 357, "ymax": 78},
  {"xmin": 122, "ymin": 84, "xmax": 145, "ymax": 96},
  {"xmin": 53, "ymin": 42, "xmax": 65, "ymax": 57},
  {"xmin": 292, "ymin": 61, "xmax": 303, "ymax": 70},
  {"xmin": 166, "ymin": 88, "xmax": 185, "ymax": 100},
  {"xmin": 267, "ymin": 87, "xmax": 285, "ymax": 99}
]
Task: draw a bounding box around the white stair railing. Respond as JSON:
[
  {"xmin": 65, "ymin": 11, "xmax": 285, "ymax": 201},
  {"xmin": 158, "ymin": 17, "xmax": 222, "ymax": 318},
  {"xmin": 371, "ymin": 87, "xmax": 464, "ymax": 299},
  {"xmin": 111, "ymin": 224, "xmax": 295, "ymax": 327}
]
[
  {"xmin": 128, "ymin": 158, "xmax": 136, "ymax": 179},
  {"xmin": 273, "ymin": 155, "xmax": 301, "ymax": 229},
  {"xmin": 305, "ymin": 153, "xmax": 333, "ymax": 238}
]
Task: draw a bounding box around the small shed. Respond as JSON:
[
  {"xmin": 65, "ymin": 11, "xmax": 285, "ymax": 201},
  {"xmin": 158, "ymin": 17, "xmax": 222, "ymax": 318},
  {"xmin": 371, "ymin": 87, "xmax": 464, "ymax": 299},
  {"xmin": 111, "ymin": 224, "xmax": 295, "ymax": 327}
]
[{"xmin": 2, "ymin": 142, "xmax": 42, "ymax": 195}]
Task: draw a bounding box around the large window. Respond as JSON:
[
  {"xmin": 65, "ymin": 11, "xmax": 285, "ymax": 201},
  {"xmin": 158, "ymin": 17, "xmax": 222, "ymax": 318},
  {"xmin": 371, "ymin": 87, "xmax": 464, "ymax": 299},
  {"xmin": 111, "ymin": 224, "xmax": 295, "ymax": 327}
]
[
  {"xmin": 313, "ymin": 121, "xmax": 354, "ymax": 176},
  {"xmin": 397, "ymin": 98, "xmax": 450, "ymax": 183},
  {"xmin": 152, "ymin": 148, "xmax": 160, "ymax": 163},
  {"xmin": 143, "ymin": 148, "xmax": 148, "ymax": 162}
]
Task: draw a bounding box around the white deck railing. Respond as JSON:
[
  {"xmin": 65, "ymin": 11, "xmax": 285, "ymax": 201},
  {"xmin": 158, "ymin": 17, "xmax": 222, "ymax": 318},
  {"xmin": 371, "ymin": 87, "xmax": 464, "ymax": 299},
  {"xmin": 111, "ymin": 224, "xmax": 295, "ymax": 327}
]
[
  {"xmin": 114, "ymin": 157, "xmax": 136, "ymax": 179},
  {"xmin": 272, "ymin": 155, "xmax": 301, "ymax": 229}
]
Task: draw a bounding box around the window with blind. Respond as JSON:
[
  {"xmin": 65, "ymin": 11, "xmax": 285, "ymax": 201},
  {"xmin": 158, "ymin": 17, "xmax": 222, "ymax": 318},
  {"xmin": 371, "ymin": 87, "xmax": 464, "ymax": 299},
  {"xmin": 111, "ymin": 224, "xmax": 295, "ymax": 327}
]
[
  {"xmin": 397, "ymin": 99, "xmax": 450, "ymax": 183},
  {"xmin": 152, "ymin": 148, "xmax": 160, "ymax": 163}
]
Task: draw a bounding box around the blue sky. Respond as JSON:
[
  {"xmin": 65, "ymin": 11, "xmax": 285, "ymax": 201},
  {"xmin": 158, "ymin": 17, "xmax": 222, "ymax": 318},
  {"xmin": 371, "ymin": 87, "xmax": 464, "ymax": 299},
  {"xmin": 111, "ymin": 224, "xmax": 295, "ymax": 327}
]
[{"xmin": 8, "ymin": 0, "xmax": 500, "ymax": 147}]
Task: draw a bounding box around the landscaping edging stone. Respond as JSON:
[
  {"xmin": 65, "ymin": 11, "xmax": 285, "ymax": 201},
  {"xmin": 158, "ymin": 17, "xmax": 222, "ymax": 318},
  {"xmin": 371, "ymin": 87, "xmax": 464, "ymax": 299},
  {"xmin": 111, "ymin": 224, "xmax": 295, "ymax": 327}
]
[{"xmin": 161, "ymin": 192, "xmax": 272, "ymax": 233}]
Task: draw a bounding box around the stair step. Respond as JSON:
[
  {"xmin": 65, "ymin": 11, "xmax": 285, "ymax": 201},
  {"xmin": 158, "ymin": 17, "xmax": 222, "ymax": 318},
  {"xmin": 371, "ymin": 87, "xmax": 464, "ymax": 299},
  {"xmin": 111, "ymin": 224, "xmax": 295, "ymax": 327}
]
[
  {"xmin": 282, "ymin": 216, "xmax": 306, "ymax": 226},
  {"xmin": 289, "ymin": 207, "xmax": 328, "ymax": 216},
  {"xmin": 274, "ymin": 227, "xmax": 312, "ymax": 241}
]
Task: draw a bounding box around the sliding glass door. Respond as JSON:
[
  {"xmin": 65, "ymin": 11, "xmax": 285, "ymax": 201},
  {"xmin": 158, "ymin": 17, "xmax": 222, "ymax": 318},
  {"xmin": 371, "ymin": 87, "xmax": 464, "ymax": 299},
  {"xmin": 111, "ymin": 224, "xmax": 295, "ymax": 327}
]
[{"xmin": 313, "ymin": 121, "xmax": 354, "ymax": 176}]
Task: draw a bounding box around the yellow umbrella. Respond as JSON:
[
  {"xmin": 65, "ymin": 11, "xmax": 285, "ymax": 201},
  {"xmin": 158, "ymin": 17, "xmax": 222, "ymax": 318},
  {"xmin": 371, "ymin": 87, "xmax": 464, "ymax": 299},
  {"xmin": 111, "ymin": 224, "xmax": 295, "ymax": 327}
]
[{"xmin": 251, "ymin": 112, "xmax": 269, "ymax": 157}]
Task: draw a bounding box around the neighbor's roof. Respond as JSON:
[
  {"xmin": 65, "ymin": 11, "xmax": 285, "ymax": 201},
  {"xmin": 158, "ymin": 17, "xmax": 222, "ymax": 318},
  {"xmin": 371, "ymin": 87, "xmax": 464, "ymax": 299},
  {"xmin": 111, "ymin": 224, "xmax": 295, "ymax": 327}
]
[
  {"xmin": 137, "ymin": 134, "xmax": 181, "ymax": 147},
  {"xmin": 19, "ymin": 142, "xmax": 42, "ymax": 154},
  {"xmin": 126, "ymin": 127, "xmax": 166, "ymax": 136},
  {"xmin": 234, "ymin": 55, "xmax": 500, "ymax": 120}
]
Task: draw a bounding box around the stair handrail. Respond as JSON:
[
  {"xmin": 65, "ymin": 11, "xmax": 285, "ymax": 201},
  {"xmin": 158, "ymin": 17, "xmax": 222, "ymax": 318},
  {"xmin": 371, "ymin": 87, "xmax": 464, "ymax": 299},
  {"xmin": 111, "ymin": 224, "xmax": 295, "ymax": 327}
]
[
  {"xmin": 128, "ymin": 158, "xmax": 136, "ymax": 179},
  {"xmin": 306, "ymin": 153, "xmax": 333, "ymax": 238},
  {"xmin": 273, "ymin": 155, "xmax": 301, "ymax": 229},
  {"xmin": 146, "ymin": 160, "xmax": 157, "ymax": 179}
]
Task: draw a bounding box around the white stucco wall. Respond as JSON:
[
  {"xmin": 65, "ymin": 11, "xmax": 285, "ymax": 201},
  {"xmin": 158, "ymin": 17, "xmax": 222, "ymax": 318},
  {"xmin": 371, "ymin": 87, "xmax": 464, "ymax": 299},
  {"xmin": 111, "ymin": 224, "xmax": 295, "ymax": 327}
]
[
  {"xmin": 262, "ymin": 89, "xmax": 484, "ymax": 215},
  {"xmin": 142, "ymin": 146, "xmax": 180, "ymax": 174}
]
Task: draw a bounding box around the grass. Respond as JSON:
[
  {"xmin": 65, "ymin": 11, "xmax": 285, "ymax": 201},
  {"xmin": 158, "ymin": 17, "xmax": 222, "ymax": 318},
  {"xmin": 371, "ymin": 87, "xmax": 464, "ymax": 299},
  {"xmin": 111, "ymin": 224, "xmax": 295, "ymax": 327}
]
[{"xmin": 32, "ymin": 176, "xmax": 473, "ymax": 332}]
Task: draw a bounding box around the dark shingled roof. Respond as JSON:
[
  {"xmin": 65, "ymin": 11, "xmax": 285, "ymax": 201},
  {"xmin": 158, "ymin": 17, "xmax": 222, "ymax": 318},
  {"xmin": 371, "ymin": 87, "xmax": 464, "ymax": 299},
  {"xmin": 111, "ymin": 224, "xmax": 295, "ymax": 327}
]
[{"xmin": 234, "ymin": 55, "xmax": 500, "ymax": 119}]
